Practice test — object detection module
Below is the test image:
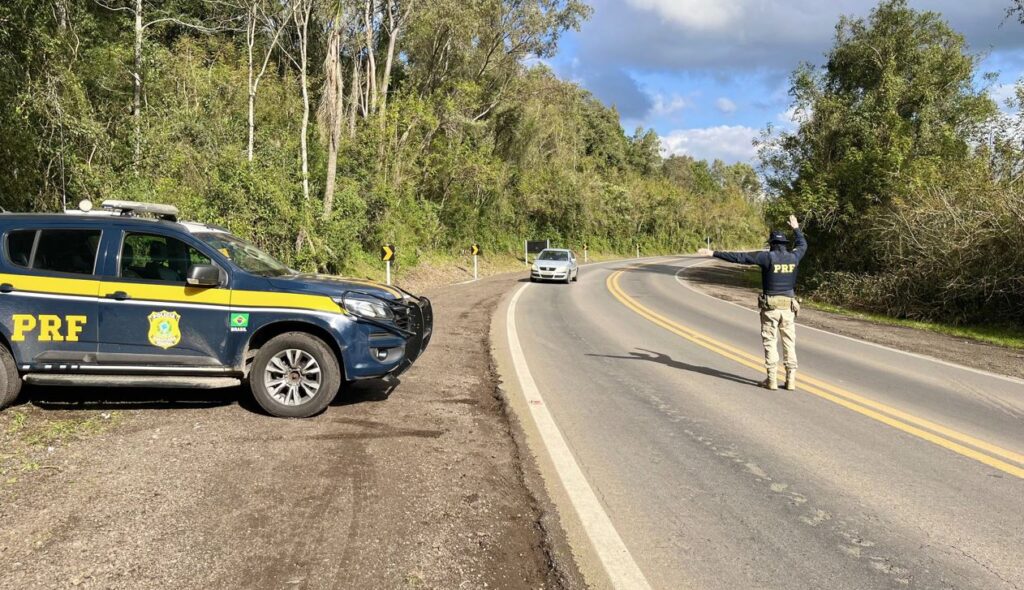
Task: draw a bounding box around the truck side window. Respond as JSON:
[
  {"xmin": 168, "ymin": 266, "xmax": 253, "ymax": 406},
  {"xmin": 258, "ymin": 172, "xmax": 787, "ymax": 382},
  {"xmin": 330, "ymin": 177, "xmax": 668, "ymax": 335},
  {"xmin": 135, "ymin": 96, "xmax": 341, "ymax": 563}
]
[
  {"xmin": 121, "ymin": 233, "xmax": 211, "ymax": 283},
  {"xmin": 21, "ymin": 229, "xmax": 102, "ymax": 275},
  {"xmin": 6, "ymin": 230, "xmax": 36, "ymax": 268}
]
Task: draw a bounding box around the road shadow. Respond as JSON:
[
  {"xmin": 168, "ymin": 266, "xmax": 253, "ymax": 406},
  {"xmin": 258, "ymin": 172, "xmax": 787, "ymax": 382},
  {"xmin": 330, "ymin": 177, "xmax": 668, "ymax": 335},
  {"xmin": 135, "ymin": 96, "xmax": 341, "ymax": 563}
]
[
  {"xmin": 588, "ymin": 348, "xmax": 760, "ymax": 387},
  {"xmin": 681, "ymin": 263, "xmax": 759, "ymax": 292},
  {"xmin": 332, "ymin": 377, "xmax": 398, "ymax": 407},
  {"xmin": 16, "ymin": 384, "xmax": 241, "ymax": 412},
  {"xmin": 15, "ymin": 376, "xmax": 399, "ymax": 414}
]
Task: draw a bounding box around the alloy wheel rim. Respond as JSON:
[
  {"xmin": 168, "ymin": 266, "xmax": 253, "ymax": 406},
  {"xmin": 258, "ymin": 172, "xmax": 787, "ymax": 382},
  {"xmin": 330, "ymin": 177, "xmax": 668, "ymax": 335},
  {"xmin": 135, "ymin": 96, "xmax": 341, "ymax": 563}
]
[{"xmin": 264, "ymin": 348, "xmax": 322, "ymax": 406}]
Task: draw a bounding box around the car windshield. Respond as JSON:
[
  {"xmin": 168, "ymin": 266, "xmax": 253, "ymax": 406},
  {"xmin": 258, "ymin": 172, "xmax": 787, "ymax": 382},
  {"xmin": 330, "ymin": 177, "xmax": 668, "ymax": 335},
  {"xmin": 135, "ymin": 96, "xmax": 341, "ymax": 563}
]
[
  {"xmin": 538, "ymin": 251, "xmax": 569, "ymax": 261},
  {"xmin": 195, "ymin": 232, "xmax": 293, "ymax": 277}
]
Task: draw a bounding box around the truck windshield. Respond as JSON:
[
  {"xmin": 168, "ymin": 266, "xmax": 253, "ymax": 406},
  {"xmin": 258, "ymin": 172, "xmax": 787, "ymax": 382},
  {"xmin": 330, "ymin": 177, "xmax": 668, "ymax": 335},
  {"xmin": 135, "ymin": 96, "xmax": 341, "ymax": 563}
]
[{"xmin": 195, "ymin": 232, "xmax": 293, "ymax": 277}]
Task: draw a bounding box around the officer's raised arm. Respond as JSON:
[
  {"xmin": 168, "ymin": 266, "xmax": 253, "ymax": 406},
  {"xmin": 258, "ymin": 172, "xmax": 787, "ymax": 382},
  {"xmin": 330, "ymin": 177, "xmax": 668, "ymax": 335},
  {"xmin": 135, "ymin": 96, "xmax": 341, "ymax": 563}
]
[
  {"xmin": 789, "ymin": 214, "xmax": 808, "ymax": 261},
  {"xmin": 697, "ymin": 247, "xmax": 762, "ymax": 266}
]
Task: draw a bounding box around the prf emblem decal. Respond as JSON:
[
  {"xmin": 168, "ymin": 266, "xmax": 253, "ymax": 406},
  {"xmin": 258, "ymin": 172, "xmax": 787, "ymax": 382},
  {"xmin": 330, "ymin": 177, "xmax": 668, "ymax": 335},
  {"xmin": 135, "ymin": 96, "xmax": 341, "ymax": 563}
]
[
  {"xmin": 147, "ymin": 311, "xmax": 181, "ymax": 349},
  {"xmin": 230, "ymin": 313, "xmax": 249, "ymax": 333}
]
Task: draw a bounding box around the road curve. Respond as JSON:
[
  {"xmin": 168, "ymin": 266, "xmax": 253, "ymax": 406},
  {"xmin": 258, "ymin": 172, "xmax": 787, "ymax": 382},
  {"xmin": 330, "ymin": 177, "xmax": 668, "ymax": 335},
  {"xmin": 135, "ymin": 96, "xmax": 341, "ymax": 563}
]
[{"xmin": 500, "ymin": 256, "xmax": 1024, "ymax": 590}]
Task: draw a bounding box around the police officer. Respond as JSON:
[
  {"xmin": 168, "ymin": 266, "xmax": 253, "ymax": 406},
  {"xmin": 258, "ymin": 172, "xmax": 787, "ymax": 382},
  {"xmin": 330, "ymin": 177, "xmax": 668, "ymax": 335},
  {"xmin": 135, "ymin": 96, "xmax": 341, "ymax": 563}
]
[{"xmin": 697, "ymin": 215, "xmax": 807, "ymax": 390}]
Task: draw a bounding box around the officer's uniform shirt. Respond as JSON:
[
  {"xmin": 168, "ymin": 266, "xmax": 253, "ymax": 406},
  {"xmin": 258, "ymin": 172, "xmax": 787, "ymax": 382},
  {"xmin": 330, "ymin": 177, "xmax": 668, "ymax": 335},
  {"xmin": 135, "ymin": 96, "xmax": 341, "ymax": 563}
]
[{"xmin": 712, "ymin": 229, "xmax": 808, "ymax": 297}]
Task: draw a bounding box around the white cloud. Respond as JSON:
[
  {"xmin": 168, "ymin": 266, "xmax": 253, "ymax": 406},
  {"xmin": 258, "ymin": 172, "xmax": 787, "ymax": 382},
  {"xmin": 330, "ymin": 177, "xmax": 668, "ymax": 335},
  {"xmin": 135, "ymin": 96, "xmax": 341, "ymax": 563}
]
[
  {"xmin": 660, "ymin": 125, "xmax": 760, "ymax": 163},
  {"xmin": 651, "ymin": 93, "xmax": 690, "ymax": 117},
  {"xmin": 626, "ymin": 0, "xmax": 742, "ymax": 31},
  {"xmin": 581, "ymin": 0, "xmax": 1024, "ymax": 74},
  {"xmin": 715, "ymin": 97, "xmax": 737, "ymax": 114},
  {"xmin": 990, "ymin": 82, "xmax": 1021, "ymax": 111},
  {"xmin": 776, "ymin": 105, "xmax": 812, "ymax": 127}
]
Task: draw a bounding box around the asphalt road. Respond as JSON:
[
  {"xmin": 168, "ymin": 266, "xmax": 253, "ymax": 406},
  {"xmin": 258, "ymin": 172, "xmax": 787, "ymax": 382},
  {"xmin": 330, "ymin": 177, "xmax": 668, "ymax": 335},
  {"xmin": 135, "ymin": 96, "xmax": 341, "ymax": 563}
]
[{"xmin": 503, "ymin": 256, "xmax": 1024, "ymax": 590}]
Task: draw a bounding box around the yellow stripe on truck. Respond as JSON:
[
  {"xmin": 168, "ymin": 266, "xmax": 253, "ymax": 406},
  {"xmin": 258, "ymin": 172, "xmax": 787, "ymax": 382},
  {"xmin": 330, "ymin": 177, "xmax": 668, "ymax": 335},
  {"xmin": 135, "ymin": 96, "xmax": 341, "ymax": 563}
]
[
  {"xmin": 101, "ymin": 281, "xmax": 231, "ymax": 306},
  {"xmin": 231, "ymin": 290, "xmax": 340, "ymax": 313},
  {"xmin": 0, "ymin": 273, "xmax": 340, "ymax": 313},
  {"xmin": 0, "ymin": 273, "xmax": 100, "ymax": 297}
]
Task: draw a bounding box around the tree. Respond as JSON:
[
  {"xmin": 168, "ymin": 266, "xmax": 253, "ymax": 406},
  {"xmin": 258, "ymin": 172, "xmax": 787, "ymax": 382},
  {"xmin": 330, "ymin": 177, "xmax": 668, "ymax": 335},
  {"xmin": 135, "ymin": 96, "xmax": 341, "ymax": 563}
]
[
  {"xmin": 94, "ymin": 0, "xmax": 227, "ymax": 173},
  {"xmin": 243, "ymin": 0, "xmax": 293, "ymax": 162},
  {"xmin": 319, "ymin": 0, "xmax": 352, "ymax": 216},
  {"xmin": 759, "ymin": 0, "xmax": 995, "ymax": 272},
  {"xmin": 1009, "ymin": 1, "xmax": 1024, "ymax": 24}
]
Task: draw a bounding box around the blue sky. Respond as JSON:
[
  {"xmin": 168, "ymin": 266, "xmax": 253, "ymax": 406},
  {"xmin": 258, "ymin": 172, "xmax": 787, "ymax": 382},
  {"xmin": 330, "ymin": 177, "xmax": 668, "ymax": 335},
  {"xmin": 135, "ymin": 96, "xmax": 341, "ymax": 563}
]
[{"xmin": 548, "ymin": 0, "xmax": 1024, "ymax": 164}]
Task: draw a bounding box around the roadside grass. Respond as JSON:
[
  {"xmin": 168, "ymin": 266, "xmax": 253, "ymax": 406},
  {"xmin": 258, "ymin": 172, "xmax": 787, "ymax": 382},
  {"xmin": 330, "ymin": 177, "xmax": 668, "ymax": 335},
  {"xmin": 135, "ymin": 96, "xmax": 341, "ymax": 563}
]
[
  {"xmin": 1, "ymin": 409, "xmax": 121, "ymax": 486},
  {"xmin": 804, "ymin": 301, "xmax": 1024, "ymax": 350},
  {"xmin": 731, "ymin": 266, "xmax": 1024, "ymax": 350}
]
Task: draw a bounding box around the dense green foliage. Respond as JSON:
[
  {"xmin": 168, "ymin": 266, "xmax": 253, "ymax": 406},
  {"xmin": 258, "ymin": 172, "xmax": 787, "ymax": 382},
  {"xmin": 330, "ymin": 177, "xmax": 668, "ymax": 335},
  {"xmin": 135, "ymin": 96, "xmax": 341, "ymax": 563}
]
[
  {"xmin": 761, "ymin": 0, "xmax": 1024, "ymax": 324},
  {"xmin": 0, "ymin": 0, "xmax": 764, "ymax": 274}
]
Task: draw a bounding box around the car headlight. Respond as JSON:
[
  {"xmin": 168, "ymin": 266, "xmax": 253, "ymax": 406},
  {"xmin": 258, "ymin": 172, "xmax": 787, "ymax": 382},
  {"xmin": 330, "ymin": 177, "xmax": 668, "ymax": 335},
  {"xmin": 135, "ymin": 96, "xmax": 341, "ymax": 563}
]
[{"xmin": 333, "ymin": 296, "xmax": 394, "ymax": 320}]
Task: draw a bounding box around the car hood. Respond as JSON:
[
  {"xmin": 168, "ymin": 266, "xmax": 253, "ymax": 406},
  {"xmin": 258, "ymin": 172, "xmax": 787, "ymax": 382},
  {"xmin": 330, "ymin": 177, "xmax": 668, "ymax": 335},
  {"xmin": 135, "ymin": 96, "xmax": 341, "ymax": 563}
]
[
  {"xmin": 535, "ymin": 260, "xmax": 571, "ymax": 267},
  {"xmin": 268, "ymin": 273, "xmax": 406, "ymax": 301}
]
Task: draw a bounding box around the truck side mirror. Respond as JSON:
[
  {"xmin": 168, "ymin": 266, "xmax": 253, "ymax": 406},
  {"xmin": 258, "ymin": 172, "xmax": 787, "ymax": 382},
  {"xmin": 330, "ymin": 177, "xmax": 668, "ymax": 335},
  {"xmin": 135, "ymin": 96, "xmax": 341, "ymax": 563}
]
[{"xmin": 186, "ymin": 264, "xmax": 222, "ymax": 287}]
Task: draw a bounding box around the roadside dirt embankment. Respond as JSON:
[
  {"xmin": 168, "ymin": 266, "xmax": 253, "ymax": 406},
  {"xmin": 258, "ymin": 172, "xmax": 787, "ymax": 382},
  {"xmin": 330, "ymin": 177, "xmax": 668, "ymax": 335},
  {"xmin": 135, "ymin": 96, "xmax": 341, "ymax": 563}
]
[{"xmin": 0, "ymin": 273, "xmax": 579, "ymax": 590}]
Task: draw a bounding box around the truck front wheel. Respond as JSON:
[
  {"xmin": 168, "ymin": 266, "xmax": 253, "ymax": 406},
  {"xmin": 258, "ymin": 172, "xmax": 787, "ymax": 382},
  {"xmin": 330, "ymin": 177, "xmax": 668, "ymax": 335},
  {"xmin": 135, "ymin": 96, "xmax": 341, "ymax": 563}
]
[
  {"xmin": 249, "ymin": 332, "xmax": 341, "ymax": 418},
  {"xmin": 0, "ymin": 345, "xmax": 21, "ymax": 411}
]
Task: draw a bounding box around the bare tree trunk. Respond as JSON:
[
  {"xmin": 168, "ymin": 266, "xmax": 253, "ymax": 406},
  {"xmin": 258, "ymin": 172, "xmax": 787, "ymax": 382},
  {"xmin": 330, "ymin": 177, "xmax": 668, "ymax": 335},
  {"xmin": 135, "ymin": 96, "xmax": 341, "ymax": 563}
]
[
  {"xmin": 246, "ymin": 5, "xmax": 256, "ymax": 161},
  {"xmin": 296, "ymin": 0, "xmax": 311, "ymax": 203},
  {"xmin": 348, "ymin": 54, "xmax": 360, "ymax": 138},
  {"xmin": 294, "ymin": 0, "xmax": 313, "ymax": 253},
  {"xmin": 246, "ymin": 0, "xmax": 292, "ymax": 163},
  {"xmin": 133, "ymin": 0, "xmax": 143, "ymax": 174},
  {"xmin": 363, "ymin": 0, "xmax": 377, "ymax": 113},
  {"xmin": 322, "ymin": 10, "xmax": 346, "ymax": 218},
  {"xmin": 378, "ymin": 0, "xmax": 411, "ymax": 120}
]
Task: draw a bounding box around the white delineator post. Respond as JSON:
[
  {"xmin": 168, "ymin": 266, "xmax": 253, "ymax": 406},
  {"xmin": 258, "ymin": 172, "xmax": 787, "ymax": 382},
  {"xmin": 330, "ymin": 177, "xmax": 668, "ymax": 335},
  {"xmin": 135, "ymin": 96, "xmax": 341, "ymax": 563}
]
[
  {"xmin": 474, "ymin": 253, "xmax": 478, "ymax": 281},
  {"xmin": 636, "ymin": 244, "xmax": 640, "ymax": 259},
  {"xmin": 386, "ymin": 260, "xmax": 392, "ymax": 286}
]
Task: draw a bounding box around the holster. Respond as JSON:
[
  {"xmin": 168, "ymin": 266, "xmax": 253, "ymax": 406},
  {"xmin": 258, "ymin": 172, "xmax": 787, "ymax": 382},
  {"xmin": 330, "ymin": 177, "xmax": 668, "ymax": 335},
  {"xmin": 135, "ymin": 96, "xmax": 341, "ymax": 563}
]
[{"xmin": 791, "ymin": 298, "xmax": 801, "ymax": 317}]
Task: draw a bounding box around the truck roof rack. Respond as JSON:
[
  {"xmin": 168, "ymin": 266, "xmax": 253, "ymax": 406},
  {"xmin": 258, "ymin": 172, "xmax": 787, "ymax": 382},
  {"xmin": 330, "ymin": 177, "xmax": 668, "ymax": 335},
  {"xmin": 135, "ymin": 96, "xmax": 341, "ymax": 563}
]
[{"xmin": 101, "ymin": 200, "xmax": 179, "ymax": 222}]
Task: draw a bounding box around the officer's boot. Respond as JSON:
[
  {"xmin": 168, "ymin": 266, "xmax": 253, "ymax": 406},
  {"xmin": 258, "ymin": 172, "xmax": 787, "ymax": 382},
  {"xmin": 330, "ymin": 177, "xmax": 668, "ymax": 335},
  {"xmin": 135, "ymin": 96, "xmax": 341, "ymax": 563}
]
[
  {"xmin": 784, "ymin": 368, "xmax": 797, "ymax": 391},
  {"xmin": 761, "ymin": 369, "xmax": 778, "ymax": 391}
]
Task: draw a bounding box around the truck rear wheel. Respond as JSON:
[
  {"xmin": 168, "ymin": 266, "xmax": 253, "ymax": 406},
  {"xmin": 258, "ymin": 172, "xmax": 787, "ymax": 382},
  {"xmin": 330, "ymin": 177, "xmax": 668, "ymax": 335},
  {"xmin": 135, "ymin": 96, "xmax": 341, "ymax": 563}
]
[
  {"xmin": 0, "ymin": 345, "xmax": 22, "ymax": 411},
  {"xmin": 249, "ymin": 332, "xmax": 341, "ymax": 418}
]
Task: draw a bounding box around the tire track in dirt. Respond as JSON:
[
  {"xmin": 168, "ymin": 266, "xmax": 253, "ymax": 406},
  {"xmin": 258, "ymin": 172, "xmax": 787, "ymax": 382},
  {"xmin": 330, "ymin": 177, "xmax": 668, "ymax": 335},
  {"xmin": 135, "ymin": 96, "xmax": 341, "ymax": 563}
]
[{"xmin": 0, "ymin": 274, "xmax": 576, "ymax": 590}]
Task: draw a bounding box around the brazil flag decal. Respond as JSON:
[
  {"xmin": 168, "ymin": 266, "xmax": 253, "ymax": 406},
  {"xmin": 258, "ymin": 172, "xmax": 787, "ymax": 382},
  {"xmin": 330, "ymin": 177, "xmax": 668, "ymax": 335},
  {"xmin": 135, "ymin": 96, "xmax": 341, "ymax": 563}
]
[{"xmin": 230, "ymin": 313, "xmax": 249, "ymax": 332}]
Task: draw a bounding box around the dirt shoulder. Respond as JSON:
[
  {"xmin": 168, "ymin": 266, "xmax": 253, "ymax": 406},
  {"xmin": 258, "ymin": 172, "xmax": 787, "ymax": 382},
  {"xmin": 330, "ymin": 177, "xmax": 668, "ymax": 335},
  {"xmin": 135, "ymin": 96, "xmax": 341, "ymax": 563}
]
[
  {"xmin": 0, "ymin": 273, "xmax": 580, "ymax": 590},
  {"xmin": 684, "ymin": 260, "xmax": 1024, "ymax": 381}
]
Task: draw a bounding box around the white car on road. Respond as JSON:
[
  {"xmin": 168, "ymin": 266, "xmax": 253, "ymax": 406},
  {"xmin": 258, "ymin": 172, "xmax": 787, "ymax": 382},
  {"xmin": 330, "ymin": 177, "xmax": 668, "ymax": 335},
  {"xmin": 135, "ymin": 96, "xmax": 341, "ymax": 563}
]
[{"xmin": 530, "ymin": 248, "xmax": 579, "ymax": 283}]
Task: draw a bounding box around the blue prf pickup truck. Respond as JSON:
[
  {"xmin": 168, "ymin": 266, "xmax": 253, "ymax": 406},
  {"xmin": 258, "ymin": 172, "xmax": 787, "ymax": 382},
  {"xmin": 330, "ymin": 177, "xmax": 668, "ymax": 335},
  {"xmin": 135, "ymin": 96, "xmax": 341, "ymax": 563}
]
[{"xmin": 0, "ymin": 200, "xmax": 432, "ymax": 418}]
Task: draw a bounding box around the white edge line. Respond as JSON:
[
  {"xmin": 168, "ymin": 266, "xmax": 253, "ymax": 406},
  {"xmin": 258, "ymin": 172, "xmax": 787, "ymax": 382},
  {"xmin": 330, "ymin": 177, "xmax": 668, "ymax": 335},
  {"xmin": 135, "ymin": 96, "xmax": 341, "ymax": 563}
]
[
  {"xmin": 506, "ymin": 282, "xmax": 653, "ymax": 590},
  {"xmin": 674, "ymin": 259, "xmax": 1024, "ymax": 386}
]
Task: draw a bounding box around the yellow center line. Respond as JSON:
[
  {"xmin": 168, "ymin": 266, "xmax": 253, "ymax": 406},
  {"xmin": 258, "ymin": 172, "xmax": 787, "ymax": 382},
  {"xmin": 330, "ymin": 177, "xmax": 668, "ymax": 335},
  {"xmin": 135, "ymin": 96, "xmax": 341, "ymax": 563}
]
[{"xmin": 606, "ymin": 268, "xmax": 1024, "ymax": 480}]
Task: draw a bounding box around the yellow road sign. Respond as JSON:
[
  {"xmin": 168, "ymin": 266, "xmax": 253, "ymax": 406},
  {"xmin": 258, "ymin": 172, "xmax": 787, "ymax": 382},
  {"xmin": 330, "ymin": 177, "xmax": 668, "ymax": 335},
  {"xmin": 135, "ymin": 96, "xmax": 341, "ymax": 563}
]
[
  {"xmin": 380, "ymin": 244, "xmax": 395, "ymax": 262},
  {"xmin": 471, "ymin": 243, "xmax": 481, "ymax": 256}
]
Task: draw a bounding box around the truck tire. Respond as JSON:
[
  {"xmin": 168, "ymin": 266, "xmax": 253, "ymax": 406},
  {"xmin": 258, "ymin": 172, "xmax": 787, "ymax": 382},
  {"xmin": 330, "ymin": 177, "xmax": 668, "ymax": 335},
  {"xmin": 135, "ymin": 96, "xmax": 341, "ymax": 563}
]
[
  {"xmin": 248, "ymin": 332, "xmax": 341, "ymax": 418},
  {"xmin": 0, "ymin": 345, "xmax": 22, "ymax": 411}
]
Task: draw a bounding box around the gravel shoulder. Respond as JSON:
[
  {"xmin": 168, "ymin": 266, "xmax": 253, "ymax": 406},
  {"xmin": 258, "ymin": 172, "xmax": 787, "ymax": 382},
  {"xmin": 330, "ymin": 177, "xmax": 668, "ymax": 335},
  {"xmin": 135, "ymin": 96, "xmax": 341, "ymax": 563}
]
[
  {"xmin": 0, "ymin": 273, "xmax": 578, "ymax": 590},
  {"xmin": 684, "ymin": 259, "xmax": 1024, "ymax": 381}
]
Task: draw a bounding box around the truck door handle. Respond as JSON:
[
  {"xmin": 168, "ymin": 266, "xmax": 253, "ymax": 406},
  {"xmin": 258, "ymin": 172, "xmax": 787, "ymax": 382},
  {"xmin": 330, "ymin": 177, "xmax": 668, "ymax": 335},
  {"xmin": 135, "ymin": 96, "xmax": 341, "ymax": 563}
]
[
  {"xmin": 0, "ymin": 283, "xmax": 13, "ymax": 293},
  {"xmin": 105, "ymin": 291, "xmax": 130, "ymax": 301}
]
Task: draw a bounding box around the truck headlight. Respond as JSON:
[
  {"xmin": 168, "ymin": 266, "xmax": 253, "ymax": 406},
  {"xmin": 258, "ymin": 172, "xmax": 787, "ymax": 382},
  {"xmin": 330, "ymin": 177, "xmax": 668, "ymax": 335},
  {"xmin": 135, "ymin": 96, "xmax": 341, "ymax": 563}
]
[{"xmin": 334, "ymin": 297, "xmax": 394, "ymax": 320}]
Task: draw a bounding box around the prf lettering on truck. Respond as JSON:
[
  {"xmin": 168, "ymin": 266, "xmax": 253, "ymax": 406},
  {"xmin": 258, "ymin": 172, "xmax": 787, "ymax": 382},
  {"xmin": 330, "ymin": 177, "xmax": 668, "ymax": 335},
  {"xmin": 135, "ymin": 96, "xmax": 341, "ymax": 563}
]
[{"xmin": 10, "ymin": 314, "xmax": 88, "ymax": 342}]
